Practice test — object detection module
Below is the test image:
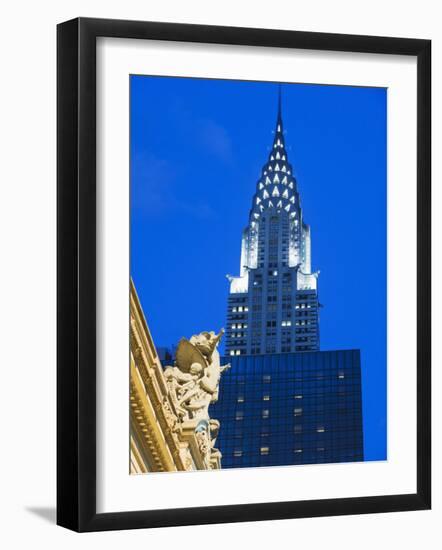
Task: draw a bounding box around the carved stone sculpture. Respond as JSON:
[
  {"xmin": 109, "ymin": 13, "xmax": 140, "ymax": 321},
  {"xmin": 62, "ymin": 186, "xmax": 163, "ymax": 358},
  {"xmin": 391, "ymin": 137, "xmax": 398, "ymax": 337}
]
[
  {"xmin": 164, "ymin": 329, "xmax": 229, "ymax": 469},
  {"xmin": 164, "ymin": 329, "xmax": 230, "ymax": 422}
]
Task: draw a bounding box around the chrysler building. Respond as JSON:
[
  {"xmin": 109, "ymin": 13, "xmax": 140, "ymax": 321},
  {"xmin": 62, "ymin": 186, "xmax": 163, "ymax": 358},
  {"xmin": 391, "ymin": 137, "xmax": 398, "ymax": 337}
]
[{"xmin": 225, "ymin": 91, "xmax": 320, "ymax": 356}]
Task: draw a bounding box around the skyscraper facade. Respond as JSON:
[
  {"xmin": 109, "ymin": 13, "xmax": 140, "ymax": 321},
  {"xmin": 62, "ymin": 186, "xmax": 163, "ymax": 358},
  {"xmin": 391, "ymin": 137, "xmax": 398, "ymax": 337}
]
[
  {"xmin": 212, "ymin": 350, "xmax": 364, "ymax": 468},
  {"xmin": 225, "ymin": 93, "xmax": 320, "ymax": 357}
]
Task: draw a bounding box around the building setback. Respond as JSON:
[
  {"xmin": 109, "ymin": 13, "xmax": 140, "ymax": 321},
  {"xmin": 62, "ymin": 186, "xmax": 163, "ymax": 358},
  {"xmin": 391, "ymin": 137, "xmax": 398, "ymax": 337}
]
[
  {"xmin": 212, "ymin": 350, "xmax": 364, "ymax": 468},
  {"xmin": 225, "ymin": 91, "xmax": 320, "ymax": 356}
]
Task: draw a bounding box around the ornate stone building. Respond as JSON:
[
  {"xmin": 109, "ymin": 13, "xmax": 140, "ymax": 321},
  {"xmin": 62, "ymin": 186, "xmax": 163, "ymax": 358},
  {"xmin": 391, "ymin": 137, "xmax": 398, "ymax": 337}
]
[{"xmin": 130, "ymin": 280, "xmax": 227, "ymax": 473}]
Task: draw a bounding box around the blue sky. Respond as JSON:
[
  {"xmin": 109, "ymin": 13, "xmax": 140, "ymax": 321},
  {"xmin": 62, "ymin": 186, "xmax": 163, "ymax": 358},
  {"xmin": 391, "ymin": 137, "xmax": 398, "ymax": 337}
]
[{"xmin": 130, "ymin": 75, "xmax": 387, "ymax": 461}]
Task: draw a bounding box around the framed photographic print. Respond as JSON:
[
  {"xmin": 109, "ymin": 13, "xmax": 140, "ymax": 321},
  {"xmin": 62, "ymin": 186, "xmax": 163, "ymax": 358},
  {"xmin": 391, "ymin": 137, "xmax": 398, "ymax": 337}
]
[{"xmin": 57, "ymin": 17, "xmax": 431, "ymax": 532}]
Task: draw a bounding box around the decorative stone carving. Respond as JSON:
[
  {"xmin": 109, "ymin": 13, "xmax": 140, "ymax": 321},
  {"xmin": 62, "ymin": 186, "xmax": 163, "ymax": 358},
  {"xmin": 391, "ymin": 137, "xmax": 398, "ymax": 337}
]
[
  {"xmin": 164, "ymin": 329, "xmax": 229, "ymax": 469},
  {"xmin": 195, "ymin": 422, "xmax": 211, "ymax": 468},
  {"xmin": 164, "ymin": 330, "xmax": 230, "ymax": 422},
  {"xmin": 184, "ymin": 455, "xmax": 193, "ymax": 471},
  {"xmin": 162, "ymin": 397, "xmax": 179, "ymax": 433}
]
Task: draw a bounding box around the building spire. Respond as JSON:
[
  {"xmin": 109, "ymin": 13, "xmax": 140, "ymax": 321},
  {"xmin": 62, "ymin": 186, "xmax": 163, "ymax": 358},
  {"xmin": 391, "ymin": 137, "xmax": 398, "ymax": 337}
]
[
  {"xmin": 246, "ymin": 83, "xmax": 299, "ymax": 223},
  {"xmin": 277, "ymin": 84, "xmax": 282, "ymax": 122},
  {"xmin": 274, "ymin": 84, "xmax": 284, "ymax": 137}
]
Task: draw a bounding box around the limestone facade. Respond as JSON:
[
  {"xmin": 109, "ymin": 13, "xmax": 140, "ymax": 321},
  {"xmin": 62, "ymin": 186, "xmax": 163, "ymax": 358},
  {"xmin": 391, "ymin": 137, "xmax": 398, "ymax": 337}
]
[{"xmin": 130, "ymin": 280, "xmax": 224, "ymax": 473}]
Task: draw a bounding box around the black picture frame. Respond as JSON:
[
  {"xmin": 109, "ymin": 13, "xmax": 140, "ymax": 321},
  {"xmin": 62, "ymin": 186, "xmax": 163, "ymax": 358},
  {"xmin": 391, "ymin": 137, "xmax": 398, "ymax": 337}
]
[{"xmin": 57, "ymin": 17, "xmax": 431, "ymax": 532}]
